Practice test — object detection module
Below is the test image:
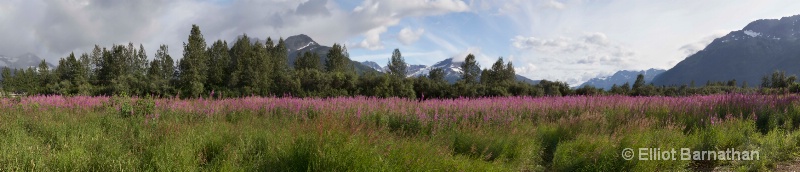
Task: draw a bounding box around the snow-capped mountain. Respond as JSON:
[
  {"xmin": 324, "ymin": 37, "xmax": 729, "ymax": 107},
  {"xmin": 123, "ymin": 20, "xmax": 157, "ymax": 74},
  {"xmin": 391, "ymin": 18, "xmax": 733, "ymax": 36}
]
[
  {"xmin": 0, "ymin": 53, "xmax": 52, "ymax": 69},
  {"xmin": 423, "ymin": 58, "xmax": 538, "ymax": 84},
  {"xmin": 368, "ymin": 58, "xmax": 537, "ymax": 84},
  {"xmin": 579, "ymin": 68, "xmax": 665, "ymax": 90},
  {"xmin": 359, "ymin": 62, "xmax": 428, "ymax": 77},
  {"xmin": 402, "ymin": 64, "xmax": 428, "ymax": 77},
  {"xmin": 653, "ymin": 14, "xmax": 800, "ymax": 86},
  {"xmin": 360, "ymin": 61, "xmax": 384, "ymax": 72},
  {"xmin": 284, "ymin": 34, "xmax": 320, "ymax": 51},
  {"xmin": 237, "ymin": 34, "xmax": 377, "ymax": 73},
  {"xmin": 419, "ymin": 58, "xmax": 462, "ymax": 82}
]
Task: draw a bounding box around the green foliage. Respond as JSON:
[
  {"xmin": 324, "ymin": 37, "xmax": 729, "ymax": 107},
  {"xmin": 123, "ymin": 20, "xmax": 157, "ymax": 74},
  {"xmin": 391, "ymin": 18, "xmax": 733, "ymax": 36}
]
[
  {"xmin": 575, "ymin": 85, "xmax": 603, "ymax": 96},
  {"xmin": 459, "ymin": 54, "xmax": 481, "ymax": 84},
  {"xmin": 147, "ymin": 45, "xmax": 175, "ymax": 97},
  {"xmin": 206, "ymin": 40, "xmax": 230, "ymax": 93},
  {"xmin": 325, "ymin": 44, "xmax": 353, "ymax": 74},
  {"xmin": 295, "ymin": 69, "xmax": 330, "ymax": 97},
  {"xmin": 4, "ymin": 24, "xmax": 798, "ymax": 99},
  {"xmin": 270, "ymin": 38, "xmax": 300, "ymax": 96},
  {"xmin": 295, "ymin": 51, "xmax": 322, "ymax": 71},
  {"xmin": 387, "ymin": 49, "xmax": 407, "ymax": 78},
  {"xmin": 428, "ymin": 67, "xmax": 445, "ymax": 82},
  {"xmin": 177, "ymin": 25, "xmax": 209, "ymax": 98}
]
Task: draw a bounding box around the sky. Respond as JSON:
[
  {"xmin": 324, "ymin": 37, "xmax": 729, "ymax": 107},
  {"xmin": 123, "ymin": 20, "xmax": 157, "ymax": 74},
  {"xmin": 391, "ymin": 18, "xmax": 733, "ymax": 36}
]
[{"xmin": 2, "ymin": 0, "xmax": 800, "ymax": 85}]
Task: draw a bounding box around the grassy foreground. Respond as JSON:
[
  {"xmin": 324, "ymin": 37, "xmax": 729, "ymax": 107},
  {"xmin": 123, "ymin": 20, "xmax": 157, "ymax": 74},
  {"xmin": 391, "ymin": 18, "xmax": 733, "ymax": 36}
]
[{"xmin": 0, "ymin": 94, "xmax": 799, "ymax": 171}]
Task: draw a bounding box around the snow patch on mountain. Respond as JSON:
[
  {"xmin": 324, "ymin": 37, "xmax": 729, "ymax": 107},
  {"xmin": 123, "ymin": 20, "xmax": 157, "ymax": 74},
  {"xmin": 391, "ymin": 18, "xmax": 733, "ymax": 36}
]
[
  {"xmin": 296, "ymin": 42, "xmax": 316, "ymax": 51},
  {"xmin": 744, "ymin": 30, "xmax": 761, "ymax": 37}
]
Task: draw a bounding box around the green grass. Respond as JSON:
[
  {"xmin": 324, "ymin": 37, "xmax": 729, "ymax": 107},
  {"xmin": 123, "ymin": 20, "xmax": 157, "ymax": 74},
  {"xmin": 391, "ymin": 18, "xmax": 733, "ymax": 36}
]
[{"xmin": 0, "ymin": 98, "xmax": 799, "ymax": 171}]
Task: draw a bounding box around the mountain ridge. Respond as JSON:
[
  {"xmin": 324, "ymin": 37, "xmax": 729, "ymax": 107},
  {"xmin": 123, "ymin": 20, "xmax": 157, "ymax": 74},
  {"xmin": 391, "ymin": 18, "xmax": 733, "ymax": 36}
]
[
  {"xmin": 580, "ymin": 68, "xmax": 665, "ymax": 90},
  {"xmin": 0, "ymin": 53, "xmax": 54, "ymax": 70},
  {"xmin": 360, "ymin": 58, "xmax": 538, "ymax": 84},
  {"xmin": 653, "ymin": 14, "xmax": 800, "ymax": 86}
]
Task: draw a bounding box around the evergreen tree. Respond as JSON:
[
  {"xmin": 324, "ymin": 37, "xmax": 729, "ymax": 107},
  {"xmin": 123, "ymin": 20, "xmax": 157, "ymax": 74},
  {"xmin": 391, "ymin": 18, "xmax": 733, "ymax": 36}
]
[
  {"xmin": 135, "ymin": 44, "xmax": 148, "ymax": 74},
  {"xmin": 325, "ymin": 44, "xmax": 352, "ymax": 73},
  {"xmin": 96, "ymin": 47, "xmax": 114, "ymax": 88},
  {"xmin": 270, "ymin": 38, "xmax": 299, "ymax": 96},
  {"xmin": 147, "ymin": 57, "xmax": 163, "ymax": 95},
  {"xmin": 0, "ymin": 67, "xmax": 11, "ymax": 93},
  {"xmin": 272, "ymin": 38, "xmax": 289, "ymax": 74},
  {"xmin": 148, "ymin": 45, "xmax": 175, "ymax": 96},
  {"xmin": 178, "ymin": 24, "xmax": 209, "ymax": 97},
  {"xmin": 126, "ymin": 43, "xmax": 135, "ymax": 73},
  {"xmin": 621, "ymin": 82, "xmax": 631, "ymax": 93},
  {"xmin": 252, "ymin": 40, "xmax": 271, "ymax": 96},
  {"xmin": 207, "ymin": 40, "xmax": 230, "ymax": 91},
  {"xmin": 157, "ymin": 45, "xmax": 175, "ymax": 85},
  {"xmin": 78, "ymin": 53, "xmax": 91, "ymax": 79},
  {"xmin": 63, "ymin": 53, "xmax": 88, "ymax": 94},
  {"xmin": 89, "ymin": 45, "xmax": 103, "ymax": 85},
  {"xmin": 229, "ymin": 35, "xmax": 254, "ymax": 95},
  {"xmin": 483, "ymin": 57, "xmax": 513, "ymax": 84},
  {"xmin": 387, "ymin": 48, "xmax": 407, "ymax": 78},
  {"xmin": 37, "ymin": 60, "xmax": 54, "ymax": 94},
  {"xmin": 632, "ymin": 74, "xmax": 645, "ymax": 90},
  {"xmin": 504, "ymin": 61, "xmax": 515, "ymax": 82},
  {"xmin": 295, "ymin": 51, "xmax": 321, "ymax": 71},
  {"xmin": 459, "ymin": 54, "xmax": 481, "ymax": 84},
  {"xmin": 23, "ymin": 68, "xmax": 38, "ymax": 94},
  {"xmin": 428, "ymin": 67, "xmax": 445, "ymax": 82}
]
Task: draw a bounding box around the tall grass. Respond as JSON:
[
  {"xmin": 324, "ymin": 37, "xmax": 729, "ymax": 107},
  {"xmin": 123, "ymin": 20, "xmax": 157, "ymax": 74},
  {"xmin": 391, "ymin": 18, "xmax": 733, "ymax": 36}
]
[{"xmin": 0, "ymin": 94, "xmax": 797, "ymax": 171}]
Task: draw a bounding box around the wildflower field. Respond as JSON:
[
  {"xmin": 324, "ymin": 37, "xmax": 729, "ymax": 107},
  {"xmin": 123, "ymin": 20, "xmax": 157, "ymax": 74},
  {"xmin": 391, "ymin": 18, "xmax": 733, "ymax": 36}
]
[{"xmin": 1, "ymin": 94, "xmax": 799, "ymax": 171}]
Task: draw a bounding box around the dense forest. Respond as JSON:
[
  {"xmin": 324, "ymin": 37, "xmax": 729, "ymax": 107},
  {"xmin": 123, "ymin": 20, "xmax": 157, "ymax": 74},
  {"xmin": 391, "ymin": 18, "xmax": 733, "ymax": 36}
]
[{"xmin": 1, "ymin": 25, "xmax": 798, "ymax": 99}]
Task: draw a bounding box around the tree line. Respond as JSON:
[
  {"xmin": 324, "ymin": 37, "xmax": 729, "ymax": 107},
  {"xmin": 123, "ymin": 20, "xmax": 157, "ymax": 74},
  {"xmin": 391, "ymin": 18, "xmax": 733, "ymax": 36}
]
[{"xmin": 1, "ymin": 25, "xmax": 796, "ymax": 99}]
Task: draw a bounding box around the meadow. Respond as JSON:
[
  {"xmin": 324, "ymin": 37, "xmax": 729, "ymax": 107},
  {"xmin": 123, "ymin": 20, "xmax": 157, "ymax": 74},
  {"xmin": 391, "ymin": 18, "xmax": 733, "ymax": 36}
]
[{"xmin": 0, "ymin": 94, "xmax": 799, "ymax": 171}]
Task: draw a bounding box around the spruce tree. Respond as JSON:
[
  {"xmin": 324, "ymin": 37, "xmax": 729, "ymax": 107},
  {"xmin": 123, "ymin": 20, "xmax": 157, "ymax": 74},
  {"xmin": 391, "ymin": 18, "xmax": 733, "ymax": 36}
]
[
  {"xmin": 387, "ymin": 48, "xmax": 407, "ymax": 78},
  {"xmin": 178, "ymin": 24, "xmax": 209, "ymax": 97},
  {"xmin": 459, "ymin": 54, "xmax": 481, "ymax": 84},
  {"xmin": 325, "ymin": 44, "xmax": 352, "ymax": 73},
  {"xmin": 207, "ymin": 40, "xmax": 230, "ymax": 90},
  {"xmin": 295, "ymin": 51, "xmax": 321, "ymax": 71}
]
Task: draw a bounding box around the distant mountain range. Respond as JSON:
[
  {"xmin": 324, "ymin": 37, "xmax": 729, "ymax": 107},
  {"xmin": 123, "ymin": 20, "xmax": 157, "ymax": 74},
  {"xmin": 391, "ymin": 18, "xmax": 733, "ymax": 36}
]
[
  {"xmin": 361, "ymin": 58, "xmax": 539, "ymax": 84},
  {"xmin": 278, "ymin": 34, "xmax": 539, "ymax": 84},
  {"xmin": 579, "ymin": 68, "xmax": 665, "ymax": 90},
  {"xmin": 359, "ymin": 61, "xmax": 427, "ymax": 76},
  {"xmin": 653, "ymin": 14, "xmax": 800, "ymax": 86},
  {"xmin": 0, "ymin": 53, "xmax": 54, "ymax": 69},
  {"xmin": 240, "ymin": 34, "xmax": 378, "ymax": 74}
]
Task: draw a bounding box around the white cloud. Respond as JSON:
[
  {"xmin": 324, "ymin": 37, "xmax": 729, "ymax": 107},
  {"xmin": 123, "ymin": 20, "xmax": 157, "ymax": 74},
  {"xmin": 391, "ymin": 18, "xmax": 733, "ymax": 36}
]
[
  {"xmin": 583, "ymin": 32, "xmax": 609, "ymax": 46},
  {"xmin": 357, "ymin": 26, "xmax": 388, "ymax": 50},
  {"xmin": 398, "ymin": 27, "xmax": 425, "ymax": 45},
  {"xmin": 511, "ymin": 32, "xmax": 623, "ymax": 55},
  {"xmin": 0, "ymin": 0, "xmax": 470, "ymax": 60},
  {"xmin": 678, "ymin": 30, "xmax": 729, "ymax": 56},
  {"xmin": 543, "ymin": 0, "xmax": 565, "ymax": 10},
  {"xmin": 576, "ymin": 55, "xmax": 625, "ymax": 65},
  {"xmin": 510, "ymin": 32, "xmax": 637, "ymax": 85},
  {"xmin": 453, "ymin": 47, "xmax": 483, "ymax": 62},
  {"xmin": 350, "ymin": 0, "xmax": 468, "ymax": 50},
  {"xmin": 514, "ymin": 63, "xmax": 538, "ymax": 75}
]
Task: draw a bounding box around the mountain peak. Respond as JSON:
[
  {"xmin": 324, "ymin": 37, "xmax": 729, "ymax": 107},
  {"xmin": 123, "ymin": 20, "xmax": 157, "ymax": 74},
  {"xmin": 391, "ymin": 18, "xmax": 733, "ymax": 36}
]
[
  {"xmin": 285, "ymin": 34, "xmax": 318, "ymax": 51},
  {"xmin": 0, "ymin": 52, "xmax": 52, "ymax": 69},
  {"xmin": 580, "ymin": 69, "xmax": 665, "ymax": 90},
  {"xmin": 653, "ymin": 14, "xmax": 800, "ymax": 86},
  {"xmin": 360, "ymin": 61, "xmax": 384, "ymax": 72}
]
